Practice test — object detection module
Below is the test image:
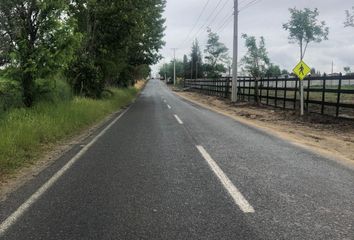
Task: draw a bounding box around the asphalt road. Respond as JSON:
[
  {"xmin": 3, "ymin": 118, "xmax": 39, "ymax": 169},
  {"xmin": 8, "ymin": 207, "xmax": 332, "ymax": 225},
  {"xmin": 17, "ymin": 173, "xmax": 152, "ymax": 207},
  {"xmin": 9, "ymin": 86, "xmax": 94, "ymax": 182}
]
[{"xmin": 0, "ymin": 79, "xmax": 353, "ymax": 239}]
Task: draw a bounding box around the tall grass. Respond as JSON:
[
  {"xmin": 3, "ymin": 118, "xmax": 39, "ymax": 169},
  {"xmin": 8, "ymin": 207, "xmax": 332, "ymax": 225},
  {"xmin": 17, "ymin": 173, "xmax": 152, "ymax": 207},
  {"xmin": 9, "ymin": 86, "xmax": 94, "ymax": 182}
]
[{"xmin": 0, "ymin": 87, "xmax": 138, "ymax": 176}]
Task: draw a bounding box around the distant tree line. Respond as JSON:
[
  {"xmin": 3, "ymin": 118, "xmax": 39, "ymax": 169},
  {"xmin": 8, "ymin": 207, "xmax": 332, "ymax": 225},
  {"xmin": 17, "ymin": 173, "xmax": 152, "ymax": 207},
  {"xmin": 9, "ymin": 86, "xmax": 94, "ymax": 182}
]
[{"xmin": 0, "ymin": 0, "xmax": 166, "ymax": 107}]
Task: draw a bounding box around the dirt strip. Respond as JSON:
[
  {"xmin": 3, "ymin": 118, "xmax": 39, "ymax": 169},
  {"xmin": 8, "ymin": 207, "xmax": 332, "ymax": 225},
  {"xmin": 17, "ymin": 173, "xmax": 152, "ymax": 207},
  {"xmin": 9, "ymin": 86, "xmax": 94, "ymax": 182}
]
[{"xmin": 174, "ymin": 90, "xmax": 354, "ymax": 166}]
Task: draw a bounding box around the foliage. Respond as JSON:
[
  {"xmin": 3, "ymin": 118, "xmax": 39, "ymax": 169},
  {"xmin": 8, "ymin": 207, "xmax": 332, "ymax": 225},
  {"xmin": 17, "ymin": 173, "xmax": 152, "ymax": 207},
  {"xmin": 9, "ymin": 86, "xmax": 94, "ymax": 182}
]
[
  {"xmin": 0, "ymin": 0, "xmax": 81, "ymax": 107},
  {"xmin": 68, "ymin": 0, "xmax": 166, "ymax": 96},
  {"xmin": 66, "ymin": 53, "xmax": 104, "ymax": 98},
  {"xmin": 159, "ymin": 60, "xmax": 185, "ymax": 81},
  {"xmin": 283, "ymin": 8, "xmax": 329, "ymax": 60},
  {"xmin": 266, "ymin": 64, "xmax": 282, "ymax": 77},
  {"xmin": 34, "ymin": 77, "xmax": 73, "ymax": 103},
  {"xmin": 0, "ymin": 87, "xmax": 138, "ymax": 175},
  {"xmin": 281, "ymin": 69, "xmax": 290, "ymax": 75},
  {"xmin": 344, "ymin": 7, "xmax": 354, "ymax": 27},
  {"xmin": 204, "ymin": 29, "xmax": 229, "ymax": 78},
  {"xmin": 344, "ymin": 66, "xmax": 352, "ymax": 74},
  {"xmin": 190, "ymin": 40, "xmax": 204, "ymax": 78},
  {"xmin": 241, "ymin": 34, "xmax": 270, "ymax": 78},
  {"xmin": 183, "ymin": 55, "xmax": 190, "ymax": 79},
  {"xmin": 0, "ymin": 0, "xmax": 166, "ymax": 107},
  {"xmin": 0, "ymin": 78, "xmax": 23, "ymax": 113}
]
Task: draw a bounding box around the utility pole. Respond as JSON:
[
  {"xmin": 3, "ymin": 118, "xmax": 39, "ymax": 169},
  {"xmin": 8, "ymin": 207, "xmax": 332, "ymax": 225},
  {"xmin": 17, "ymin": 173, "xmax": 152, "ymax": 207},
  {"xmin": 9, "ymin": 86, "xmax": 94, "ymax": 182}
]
[
  {"xmin": 231, "ymin": 0, "xmax": 238, "ymax": 103},
  {"xmin": 172, "ymin": 48, "xmax": 177, "ymax": 85}
]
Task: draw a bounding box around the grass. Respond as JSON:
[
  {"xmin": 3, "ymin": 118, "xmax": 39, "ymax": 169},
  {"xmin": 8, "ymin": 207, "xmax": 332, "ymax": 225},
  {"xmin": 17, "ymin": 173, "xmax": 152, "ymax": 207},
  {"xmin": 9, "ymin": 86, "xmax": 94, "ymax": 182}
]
[{"xmin": 0, "ymin": 87, "xmax": 138, "ymax": 177}]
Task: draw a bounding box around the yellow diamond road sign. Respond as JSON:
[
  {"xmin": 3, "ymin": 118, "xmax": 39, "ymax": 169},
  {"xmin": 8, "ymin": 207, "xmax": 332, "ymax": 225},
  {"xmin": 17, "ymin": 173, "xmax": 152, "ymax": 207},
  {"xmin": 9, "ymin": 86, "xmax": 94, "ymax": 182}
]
[{"xmin": 293, "ymin": 60, "xmax": 311, "ymax": 81}]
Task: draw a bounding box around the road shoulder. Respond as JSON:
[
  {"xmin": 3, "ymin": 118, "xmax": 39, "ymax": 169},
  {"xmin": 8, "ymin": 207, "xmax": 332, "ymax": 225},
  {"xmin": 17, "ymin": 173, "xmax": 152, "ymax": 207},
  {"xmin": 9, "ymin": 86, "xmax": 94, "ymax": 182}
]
[{"xmin": 174, "ymin": 90, "xmax": 354, "ymax": 169}]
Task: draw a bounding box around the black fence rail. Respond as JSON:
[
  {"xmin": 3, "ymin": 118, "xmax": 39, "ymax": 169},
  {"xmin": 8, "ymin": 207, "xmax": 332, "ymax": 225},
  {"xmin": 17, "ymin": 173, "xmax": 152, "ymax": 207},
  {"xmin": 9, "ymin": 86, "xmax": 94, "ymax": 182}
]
[{"xmin": 184, "ymin": 74, "xmax": 354, "ymax": 118}]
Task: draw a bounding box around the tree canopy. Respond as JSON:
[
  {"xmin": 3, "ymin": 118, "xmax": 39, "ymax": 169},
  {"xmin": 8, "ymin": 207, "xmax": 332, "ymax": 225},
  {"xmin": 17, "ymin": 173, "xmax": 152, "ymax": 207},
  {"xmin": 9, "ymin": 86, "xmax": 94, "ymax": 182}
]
[
  {"xmin": 190, "ymin": 40, "xmax": 203, "ymax": 79},
  {"xmin": 204, "ymin": 29, "xmax": 229, "ymax": 78},
  {"xmin": 345, "ymin": 7, "xmax": 354, "ymax": 27},
  {"xmin": 241, "ymin": 34, "xmax": 270, "ymax": 78},
  {"xmin": 0, "ymin": 0, "xmax": 166, "ymax": 106},
  {"xmin": 283, "ymin": 8, "xmax": 329, "ymax": 60},
  {"xmin": 0, "ymin": 0, "xmax": 80, "ymax": 106}
]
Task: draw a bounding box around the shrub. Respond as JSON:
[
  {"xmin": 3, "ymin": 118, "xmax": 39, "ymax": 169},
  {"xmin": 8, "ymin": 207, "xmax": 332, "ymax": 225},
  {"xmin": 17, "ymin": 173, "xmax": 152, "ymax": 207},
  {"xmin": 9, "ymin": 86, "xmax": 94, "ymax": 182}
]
[
  {"xmin": 0, "ymin": 78, "xmax": 23, "ymax": 113},
  {"xmin": 66, "ymin": 54, "xmax": 105, "ymax": 98},
  {"xmin": 35, "ymin": 77, "xmax": 73, "ymax": 103}
]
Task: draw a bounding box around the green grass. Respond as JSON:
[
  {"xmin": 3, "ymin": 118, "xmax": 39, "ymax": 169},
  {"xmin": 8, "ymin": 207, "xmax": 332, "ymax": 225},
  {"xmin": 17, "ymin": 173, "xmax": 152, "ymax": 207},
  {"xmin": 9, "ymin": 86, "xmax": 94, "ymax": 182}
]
[{"xmin": 0, "ymin": 87, "xmax": 138, "ymax": 176}]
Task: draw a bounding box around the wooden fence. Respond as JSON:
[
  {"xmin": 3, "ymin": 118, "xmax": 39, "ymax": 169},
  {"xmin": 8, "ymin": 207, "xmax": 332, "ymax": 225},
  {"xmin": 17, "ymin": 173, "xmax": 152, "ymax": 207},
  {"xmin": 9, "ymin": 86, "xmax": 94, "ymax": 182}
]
[{"xmin": 184, "ymin": 74, "xmax": 354, "ymax": 118}]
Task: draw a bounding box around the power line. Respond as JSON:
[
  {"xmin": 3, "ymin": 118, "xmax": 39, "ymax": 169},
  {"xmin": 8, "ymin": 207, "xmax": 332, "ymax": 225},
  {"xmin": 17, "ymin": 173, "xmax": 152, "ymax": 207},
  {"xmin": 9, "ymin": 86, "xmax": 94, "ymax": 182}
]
[
  {"xmin": 190, "ymin": 0, "xmax": 225, "ymax": 42},
  {"xmin": 206, "ymin": 0, "xmax": 230, "ymax": 29},
  {"xmin": 215, "ymin": 13, "xmax": 234, "ymax": 33},
  {"xmin": 239, "ymin": 0, "xmax": 262, "ymax": 12},
  {"xmin": 180, "ymin": 0, "xmax": 263, "ymax": 53},
  {"xmin": 214, "ymin": 0, "xmax": 262, "ymax": 34},
  {"xmin": 179, "ymin": 0, "xmax": 212, "ymax": 48}
]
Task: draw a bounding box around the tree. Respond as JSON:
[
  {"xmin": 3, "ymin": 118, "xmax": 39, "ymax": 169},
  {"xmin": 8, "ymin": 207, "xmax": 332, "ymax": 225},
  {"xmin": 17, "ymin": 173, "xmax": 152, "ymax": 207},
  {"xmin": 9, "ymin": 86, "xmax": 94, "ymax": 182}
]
[
  {"xmin": 190, "ymin": 40, "xmax": 203, "ymax": 79},
  {"xmin": 241, "ymin": 34, "xmax": 270, "ymax": 78},
  {"xmin": 345, "ymin": 7, "xmax": 354, "ymax": 27},
  {"xmin": 344, "ymin": 66, "xmax": 351, "ymax": 74},
  {"xmin": 266, "ymin": 64, "xmax": 281, "ymax": 77},
  {"xmin": 0, "ymin": 0, "xmax": 80, "ymax": 106},
  {"xmin": 283, "ymin": 8, "xmax": 329, "ymax": 60},
  {"xmin": 241, "ymin": 34, "xmax": 270, "ymax": 104},
  {"xmin": 183, "ymin": 55, "xmax": 190, "ymax": 79},
  {"xmin": 204, "ymin": 29, "xmax": 229, "ymax": 78},
  {"xmin": 68, "ymin": 0, "xmax": 166, "ymax": 96},
  {"xmin": 158, "ymin": 60, "xmax": 184, "ymax": 82},
  {"xmin": 281, "ymin": 69, "xmax": 290, "ymax": 75}
]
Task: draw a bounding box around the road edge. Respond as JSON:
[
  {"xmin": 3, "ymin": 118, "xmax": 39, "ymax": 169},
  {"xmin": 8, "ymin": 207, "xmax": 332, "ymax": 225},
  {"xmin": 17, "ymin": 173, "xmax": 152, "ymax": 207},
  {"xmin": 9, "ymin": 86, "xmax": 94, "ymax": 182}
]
[
  {"xmin": 173, "ymin": 90, "xmax": 354, "ymax": 171},
  {"xmin": 0, "ymin": 82, "xmax": 146, "ymax": 202}
]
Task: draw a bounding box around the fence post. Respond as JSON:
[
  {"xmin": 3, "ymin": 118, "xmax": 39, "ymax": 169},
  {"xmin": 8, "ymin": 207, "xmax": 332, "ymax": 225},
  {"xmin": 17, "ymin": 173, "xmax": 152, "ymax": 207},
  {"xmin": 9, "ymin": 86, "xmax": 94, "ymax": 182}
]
[
  {"xmin": 266, "ymin": 77, "xmax": 270, "ymax": 105},
  {"xmin": 336, "ymin": 73, "xmax": 342, "ymax": 117},
  {"xmin": 225, "ymin": 77, "xmax": 230, "ymax": 98},
  {"xmin": 248, "ymin": 79, "xmax": 251, "ymax": 102},
  {"xmin": 275, "ymin": 77, "xmax": 278, "ymax": 107},
  {"xmin": 259, "ymin": 77, "xmax": 263, "ymax": 104},
  {"xmin": 321, "ymin": 74, "xmax": 326, "ymax": 115},
  {"xmin": 243, "ymin": 78, "xmax": 246, "ymax": 101},
  {"xmin": 283, "ymin": 78, "xmax": 287, "ymax": 109}
]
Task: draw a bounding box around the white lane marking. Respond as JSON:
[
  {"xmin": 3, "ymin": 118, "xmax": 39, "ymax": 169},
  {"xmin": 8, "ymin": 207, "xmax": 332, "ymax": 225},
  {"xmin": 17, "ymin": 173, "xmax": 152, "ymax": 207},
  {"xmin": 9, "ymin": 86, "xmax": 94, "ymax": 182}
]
[
  {"xmin": 196, "ymin": 145, "xmax": 255, "ymax": 213},
  {"xmin": 163, "ymin": 99, "xmax": 167, "ymax": 103},
  {"xmin": 167, "ymin": 104, "xmax": 171, "ymax": 109},
  {"xmin": 174, "ymin": 114, "xmax": 183, "ymax": 124},
  {"xmin": 0, "ymin": 106, "xmax": 132, "ymax": 236}
]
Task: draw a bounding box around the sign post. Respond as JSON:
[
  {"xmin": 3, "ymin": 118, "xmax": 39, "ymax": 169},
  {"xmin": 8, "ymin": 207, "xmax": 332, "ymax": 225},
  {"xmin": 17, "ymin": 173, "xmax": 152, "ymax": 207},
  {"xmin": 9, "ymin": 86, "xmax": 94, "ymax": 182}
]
[{"xmin": 293, "ymin": 60, "xmax": 311, "ymax": 116}]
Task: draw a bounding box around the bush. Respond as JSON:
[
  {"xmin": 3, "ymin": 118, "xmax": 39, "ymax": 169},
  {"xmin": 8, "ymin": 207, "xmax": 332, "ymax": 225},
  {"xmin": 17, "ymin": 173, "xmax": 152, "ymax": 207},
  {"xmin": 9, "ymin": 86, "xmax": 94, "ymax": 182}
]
[
  {"xmin": 35, "ymin": 77, "xmax": 73, "ymax": 103},
  {"xmin": 0, "ymin": 78, "xmax": 23, "ymax": 113},
  {"xmin": 67, "ymin": 54, "xmax": 105, "ymax": 98}
]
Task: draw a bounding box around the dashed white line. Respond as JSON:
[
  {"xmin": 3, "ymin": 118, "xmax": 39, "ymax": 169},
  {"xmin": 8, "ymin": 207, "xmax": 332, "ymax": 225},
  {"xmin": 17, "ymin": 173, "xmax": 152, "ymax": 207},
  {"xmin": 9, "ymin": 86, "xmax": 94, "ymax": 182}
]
[
  {"xmin": 0, "ymin": 106, "xmax": 132, "ymax": 236},
  {"xmin": 167, "ymin": 104, "xmax": 171, "ymax": 109},
  {"xmin": 196, "ymin": 145, "xmax": 255, "ymax": 213},
  {"xmin": 174, "ymin": 114, "xmax": 183, "ymax": 124}
]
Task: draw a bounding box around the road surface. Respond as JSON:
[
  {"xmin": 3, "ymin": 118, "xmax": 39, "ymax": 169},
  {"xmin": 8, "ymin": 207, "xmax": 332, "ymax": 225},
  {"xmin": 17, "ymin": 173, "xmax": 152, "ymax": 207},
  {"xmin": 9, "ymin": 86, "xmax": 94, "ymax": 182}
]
[{"xmin": 0, "ymin": 79, "xmax": 353, "ymax": 239}]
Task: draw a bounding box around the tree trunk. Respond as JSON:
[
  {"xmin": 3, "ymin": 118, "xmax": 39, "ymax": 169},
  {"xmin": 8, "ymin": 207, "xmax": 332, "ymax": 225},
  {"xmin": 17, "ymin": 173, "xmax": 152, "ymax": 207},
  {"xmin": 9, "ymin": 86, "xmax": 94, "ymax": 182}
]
[
  {"xmin": 22, "ymin": 72, "xmax": 35, "ymax": 107},
  {"xmin": 254, "ymin": 78, "xmax": 260, "ymax": 105}
]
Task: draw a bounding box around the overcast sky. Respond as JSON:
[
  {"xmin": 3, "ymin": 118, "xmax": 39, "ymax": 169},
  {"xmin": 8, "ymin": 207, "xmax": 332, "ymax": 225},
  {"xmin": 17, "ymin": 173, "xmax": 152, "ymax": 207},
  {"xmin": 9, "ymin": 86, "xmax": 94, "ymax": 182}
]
[{"xmin": 153, "ymin": 0, "xmax": 354, "ymax": 75}]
